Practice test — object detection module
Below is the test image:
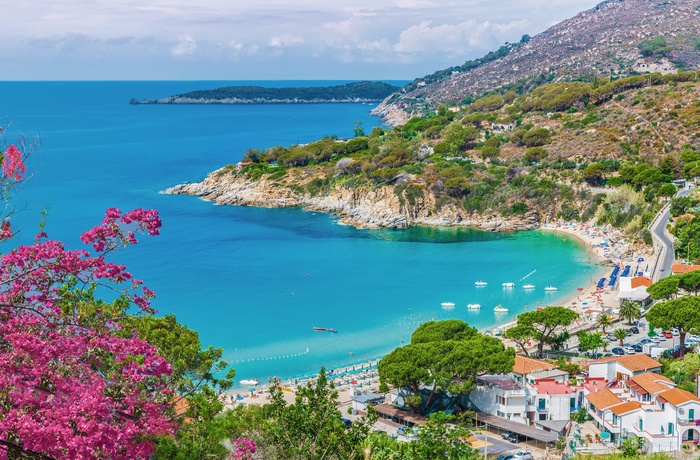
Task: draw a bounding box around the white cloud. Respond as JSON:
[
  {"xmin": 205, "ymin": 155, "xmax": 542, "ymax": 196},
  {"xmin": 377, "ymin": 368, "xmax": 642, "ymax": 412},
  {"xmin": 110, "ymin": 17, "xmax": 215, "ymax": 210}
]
[
  {"xmin": 268, "ymin": 33, "xmax": 304, "ymax": 48},
  {"xmin": 171, "ymin": 34, "xmax": 197, "ymax": 56}
]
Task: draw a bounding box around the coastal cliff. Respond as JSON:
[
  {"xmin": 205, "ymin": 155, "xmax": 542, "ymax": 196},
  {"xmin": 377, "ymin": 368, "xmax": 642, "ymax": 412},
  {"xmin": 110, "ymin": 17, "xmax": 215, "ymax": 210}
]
[{"xmin": 165, "ymin": 170, "xmax": 541, "ymax": 231}]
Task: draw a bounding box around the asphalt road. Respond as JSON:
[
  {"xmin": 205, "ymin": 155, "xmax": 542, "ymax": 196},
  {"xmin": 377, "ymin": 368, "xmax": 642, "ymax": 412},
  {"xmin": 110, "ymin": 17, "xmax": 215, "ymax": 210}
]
[{"xmin": 649, "ymin": 189, "xmax": 691, "ymax": 281}]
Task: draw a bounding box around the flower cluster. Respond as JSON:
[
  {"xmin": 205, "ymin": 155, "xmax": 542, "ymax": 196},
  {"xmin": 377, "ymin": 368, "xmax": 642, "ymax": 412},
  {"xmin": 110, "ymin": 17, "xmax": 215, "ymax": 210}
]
[
  {"xmin": 230, "ymin": 438, "xmax": 257, "ymax": 459},
  {"xmin": 1, "ymin": 144, "xmax": 25, "ymax": 181},
  {"xmin": 0, "ymin": 208, "xmax": 173, "ymax": 459}
]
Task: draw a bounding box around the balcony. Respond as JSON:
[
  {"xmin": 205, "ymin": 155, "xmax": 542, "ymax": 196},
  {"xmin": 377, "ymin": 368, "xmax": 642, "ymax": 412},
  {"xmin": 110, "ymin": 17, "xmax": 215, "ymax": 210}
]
[{"xmin": 678, "ymin": 419, "xmax": 698, "ymax": 427}]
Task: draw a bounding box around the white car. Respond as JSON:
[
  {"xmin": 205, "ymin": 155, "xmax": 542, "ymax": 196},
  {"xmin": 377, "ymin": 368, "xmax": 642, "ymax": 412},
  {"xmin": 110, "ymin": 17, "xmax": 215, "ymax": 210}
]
[
  {"xmin": 624, "ymin": 346, "xmax": 636, "ymax": 354},
  {"xmin": 672, "ymin": 329, "xmax": 680, "ymax": 336},
  {"xmin": 652, "ymin": 336, "xmax": 662, "ymax": 343},
  {"xmin": 513, "ymin": 451, "xmax": 533, "ymax": 460}
]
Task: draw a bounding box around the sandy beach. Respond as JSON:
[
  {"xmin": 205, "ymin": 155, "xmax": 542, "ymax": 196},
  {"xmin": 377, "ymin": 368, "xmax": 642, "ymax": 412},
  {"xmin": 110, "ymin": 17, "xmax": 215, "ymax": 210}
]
[{"xmin": 223, "ymin": 219, "xmax": 655, "ymax": 408}]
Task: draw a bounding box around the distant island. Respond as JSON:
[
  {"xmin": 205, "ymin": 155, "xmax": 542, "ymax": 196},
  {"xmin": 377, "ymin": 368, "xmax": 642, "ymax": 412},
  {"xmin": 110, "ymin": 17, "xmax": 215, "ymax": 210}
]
[{"xmin": 130, "ymin": 81, "xmax": 401, "ymax": 105}]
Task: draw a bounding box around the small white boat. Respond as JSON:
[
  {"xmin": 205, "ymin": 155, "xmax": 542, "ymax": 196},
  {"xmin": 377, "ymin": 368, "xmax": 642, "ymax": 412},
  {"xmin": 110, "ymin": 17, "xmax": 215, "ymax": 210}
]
[
  {"xmin": 475, "ymin": 280, "xmax": 488, "ymax": 286},
  {"xmin": 545, "ymin": 285, "xmax": 558, "ymax": 291},
  {"xmin": 494, "ymin": 304, "xmax": 509, "ymax": 313},
  {"xmin": 502, "ymin": 282, "xmax": 515, "ymax": 288},
  {"xmin": 467, "ymin": 304, "xmax": 481, "ymax": 309},
  {"xmin": 240, "ymin": 379, "xmax": 259, "ymax": 386},
  {"xmin": 441, "ymin": 302, "xmax": 456, "ymax": 308},
  {"xmin": 523, "ymin": 284, "xmax": 535, "ymax": 289}
]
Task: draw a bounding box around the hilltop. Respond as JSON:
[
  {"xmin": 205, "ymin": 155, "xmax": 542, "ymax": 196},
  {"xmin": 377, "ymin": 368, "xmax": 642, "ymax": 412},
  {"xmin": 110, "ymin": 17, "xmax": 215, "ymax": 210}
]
[
  {"xmin": 130, "ymin": 81, "xmax": 400, "ymax": 105},
  {"xmin": 166, "ymin": 74, "xmax": 700, "ymax": 242},
  {"xmin": 373, "ymin": 0, "xmax": 700, "ymax": 126}
]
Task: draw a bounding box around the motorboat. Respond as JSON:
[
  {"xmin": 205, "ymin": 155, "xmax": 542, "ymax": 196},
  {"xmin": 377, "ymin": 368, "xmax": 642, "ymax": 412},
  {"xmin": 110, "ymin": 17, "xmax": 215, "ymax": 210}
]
[
  {"xmin": 441, "ymin": 302, "xmax": 456, "ymax": 308},
  {"xmin": 467, "ymin": 304, "xmax": 481, "ymax": 309},
  {"xmin": 240, "ymin": 379, "xmax": 259, "ymax": 386},
  {"xmin": 502, "ymin": 282, "xmax": 515, "ymax": 288},
  {"xmin": 494, "ymin": 304, "xmax": 509, "ymax": 313},
  {"xmin": 544, "ymin": 285, "xmax": 558, "ymax": 291},
  {"xmin": 523, "ymin": 284, "xmax": 535, "ymax": 289},
  {"xmin": 313, "ymin": 327, "xmax": 327, "ymax": 331},
  {"xmin": 475, "ymin": 280, "xmax": 488, "ymax": 286},
  {"xmin": 328, "ymin": 328, "xmax": 338, "ymax": 333}
]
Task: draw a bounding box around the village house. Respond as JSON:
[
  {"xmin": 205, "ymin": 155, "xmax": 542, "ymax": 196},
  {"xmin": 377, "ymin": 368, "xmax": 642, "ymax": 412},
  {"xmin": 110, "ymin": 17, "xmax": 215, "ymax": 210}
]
[
  {"xmin": 615, "ymin": 276, "xmax": 653, "ymax": 306},
  {"xmin": 586, "ymin": 354, "xmax": 662, "ymax": 382}
]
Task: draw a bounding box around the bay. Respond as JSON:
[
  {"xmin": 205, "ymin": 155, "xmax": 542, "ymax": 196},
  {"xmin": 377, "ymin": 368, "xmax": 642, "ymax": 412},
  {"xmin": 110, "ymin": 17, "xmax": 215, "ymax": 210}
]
[{"xmin": 0, "ymin": 81, "xmax": 602, "ymax": 384}]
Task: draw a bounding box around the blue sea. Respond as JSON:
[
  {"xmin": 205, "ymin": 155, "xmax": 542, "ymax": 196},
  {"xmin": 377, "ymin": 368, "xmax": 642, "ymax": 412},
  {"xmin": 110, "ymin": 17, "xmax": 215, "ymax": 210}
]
[{"xmin": 0, "ymin": 81, "xmax": 603, "ymax": 385}]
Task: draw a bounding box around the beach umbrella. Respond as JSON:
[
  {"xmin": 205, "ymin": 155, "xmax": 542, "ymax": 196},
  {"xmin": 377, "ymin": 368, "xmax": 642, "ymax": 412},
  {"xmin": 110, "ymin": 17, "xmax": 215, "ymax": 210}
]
[
  {"xmin": 577, "ymin": 287, "xmax": 584, "ymax": 292},
  {"xmin": 236, "ymin": 395, "xmax": 244, "ymax": 401},
  {"xmin": 249, "ymin": 387, "xmax": 256, "ymax": 393},
  {"xmin": 350, "ymin": 380, "xmax": 358, "ymax": 385},
  {"xmin": 638, "ymin": 257, "xmax": 644, "ymax": 262}
]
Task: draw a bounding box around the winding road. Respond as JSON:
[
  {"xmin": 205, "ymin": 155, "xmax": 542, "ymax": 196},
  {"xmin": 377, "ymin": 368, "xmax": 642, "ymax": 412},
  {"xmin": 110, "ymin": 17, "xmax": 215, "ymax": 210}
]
[{"xmin": 649, "ymin": 189, "xmax": 691, "ymax": 281}]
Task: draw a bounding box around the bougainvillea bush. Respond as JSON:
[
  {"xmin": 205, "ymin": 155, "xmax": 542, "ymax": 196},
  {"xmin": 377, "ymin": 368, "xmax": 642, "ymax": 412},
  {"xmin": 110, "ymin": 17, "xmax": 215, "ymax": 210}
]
[{"xmin": 0, "ymin": 144, "xmax": 174, "ymax": 459}]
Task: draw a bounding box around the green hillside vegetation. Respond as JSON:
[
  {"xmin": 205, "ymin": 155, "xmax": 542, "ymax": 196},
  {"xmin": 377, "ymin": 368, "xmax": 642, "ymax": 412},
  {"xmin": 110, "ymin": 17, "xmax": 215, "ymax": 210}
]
[
  {"xmin": 229, "ymin": 73, "xmax": 700, "ymax": 242},
  {"xmin": 171, "ymin": 81, "xmax": 400, "ymax": 101}
]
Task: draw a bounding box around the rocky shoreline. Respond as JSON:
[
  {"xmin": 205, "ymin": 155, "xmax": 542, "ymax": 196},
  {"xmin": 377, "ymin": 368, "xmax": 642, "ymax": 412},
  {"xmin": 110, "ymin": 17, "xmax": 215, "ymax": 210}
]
[
  {"xmin": 131, "ymin": 96, "xmax": 387, "ymax": 105},
  {"xmin": 164, "ymin": 169, "xmax": 542, "ymax": 231}
]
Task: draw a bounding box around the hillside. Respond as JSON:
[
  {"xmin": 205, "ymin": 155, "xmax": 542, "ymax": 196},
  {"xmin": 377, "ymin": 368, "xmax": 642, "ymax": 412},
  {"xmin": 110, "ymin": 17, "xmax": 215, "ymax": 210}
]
[
  {"xmin": 166, "ymin": 75, "xmax": 700, "ymax": 243},
  {"xmin": 130, "ymin": 81, "xmax": 399, "ymax": 105},
  {"xmin": 373, "ymin": 0, "xmax": 700, "ymax": 126}
]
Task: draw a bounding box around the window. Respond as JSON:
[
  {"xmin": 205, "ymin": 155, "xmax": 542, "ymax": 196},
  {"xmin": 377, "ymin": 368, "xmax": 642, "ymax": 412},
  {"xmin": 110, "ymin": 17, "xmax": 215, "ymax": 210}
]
[
  {"xmin": 690, "ymin": 409, "xmax": 695, "ymax": 421},
  {"xmin": 570, "ymin": 397, "xmax": 576, "ymax": 408},
  {"xmin": 539, "ymin": 414, "xmax": 547, "ymax": 421},
  {"xmin": 639, "ymin": 418, "xmax": 643, "ymax": 431},
  {"xmin": 612, "ymin": 414, "xmax": 618, "ymax": 426},
  {"xmin": 538, "ymin": 399, "xmax": 546, "ymax": 409},
  {"xmin": 668, "ymin": 423, "xmax": 674, "ymax": 435}
]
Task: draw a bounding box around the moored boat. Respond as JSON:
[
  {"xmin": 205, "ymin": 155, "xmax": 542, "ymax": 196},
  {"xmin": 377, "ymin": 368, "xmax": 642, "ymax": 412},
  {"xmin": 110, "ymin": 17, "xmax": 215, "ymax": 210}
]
[
  {"xmin": 313, "ymin": 327, "xmax": 327, "ymax": 331},
  {"xmin": 467, "ymin": 303, "xmax": 481, "ymax": 309},
  {"xmin": 494, "ymin": 304, "xmax": 508, "ymax": 313},
  {"xmin": 502, "ymin": 282, "xmax": 515, "ymax": 288},
  {"xmin": 328, "ymin": 328, "xmax": 338, "ymax": 333},
  {"xmin": 240, "ymin": 379, "xmax": 259, "ymax": 386},
  {"xmin": 523, "ymin": 284, "xmax": 535, "ymax": 289},
  {"xmin": 441, "ymin": 302, "xmax": 456, "ymax": 308},
  {"xmin": 544, "ymin": 285, "xmax": 558, "ymax": 291},
  {"xmin": 475, "ymin": 280, "xmax": 488, "ymax": 286}
]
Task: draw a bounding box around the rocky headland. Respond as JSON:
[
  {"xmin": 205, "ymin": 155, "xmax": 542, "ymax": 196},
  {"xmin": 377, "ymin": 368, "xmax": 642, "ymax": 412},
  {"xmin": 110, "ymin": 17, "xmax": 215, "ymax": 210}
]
[{"xmin": 165, "ymin": 170, "xmax": 541, "ymax": 231}]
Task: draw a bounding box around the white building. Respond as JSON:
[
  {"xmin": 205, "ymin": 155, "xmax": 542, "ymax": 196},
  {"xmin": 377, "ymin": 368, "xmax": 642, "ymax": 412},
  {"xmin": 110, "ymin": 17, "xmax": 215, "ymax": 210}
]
[
  {"xmin": 587, "ymin": 354, "xmax": 662, "ymax": 382},
  {"xmin": 584, "ymin": 371, "xmax": 700, "ymax": 452},
  {"xmin": 470, "ymin": 374, "xmax": 529, "ymax": 425}
]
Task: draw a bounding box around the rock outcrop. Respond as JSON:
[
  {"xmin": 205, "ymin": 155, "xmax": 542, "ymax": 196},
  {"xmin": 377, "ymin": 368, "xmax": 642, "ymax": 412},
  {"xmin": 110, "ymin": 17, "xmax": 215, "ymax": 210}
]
[{"xmin": 165, "ymin": 170, "xmax": 541, "ymax": 231}]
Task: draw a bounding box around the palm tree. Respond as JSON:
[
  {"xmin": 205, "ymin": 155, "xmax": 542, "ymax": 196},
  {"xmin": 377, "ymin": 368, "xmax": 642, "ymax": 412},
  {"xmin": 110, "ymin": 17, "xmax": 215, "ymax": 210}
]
[
  {"xmin": 613, "ymin": 328, "xmax": 628, "ymax": 346},
  {"xmin": 597, "ymin": 314, "xmax": 614, "ymax": 334},
  {"xmin": 619, "ymin": 300, "xmax": 642, "ymax": 325}
]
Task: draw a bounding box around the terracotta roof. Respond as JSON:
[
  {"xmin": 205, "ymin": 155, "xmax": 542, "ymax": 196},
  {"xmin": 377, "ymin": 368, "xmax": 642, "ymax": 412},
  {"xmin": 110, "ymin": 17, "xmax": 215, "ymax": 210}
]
[
  {"xmin": 590, "ymin": 354, "xmax": 662, "ymax": 372},
  {"xmin": 512, "ymin": 356, "xmax": 557, "ymax": 375},
  {"xmin": 585, "ymin": 389, "xmax": 623, "ymax": 410},
  {"xmin": 532, "ymin": 378, "xmax": 574, "ymax": 395},
  {"xmin": 672, "ymin": 264, "xmax": 700, "ymax": 275},
  {"xmin": 610, "ymin": 401, "xmax": 642, "ymax": 416},
  {"xmin": 627, "ymin": 372, "xmax": 674, "ymax": 396},
  {"xmin": 657, "ymin": 388, "xmax": 700, "ymax": 406},
  {"xmin": 630, "ymin": 276, "xmax": 653, "ymax": 288}
]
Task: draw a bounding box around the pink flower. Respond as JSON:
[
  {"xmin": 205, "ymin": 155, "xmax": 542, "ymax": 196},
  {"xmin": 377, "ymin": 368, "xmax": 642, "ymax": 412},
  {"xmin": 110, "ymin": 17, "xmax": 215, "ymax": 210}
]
[{"xmin": 2, "ymin": 144, "xmax": 26, "ymax": 181}]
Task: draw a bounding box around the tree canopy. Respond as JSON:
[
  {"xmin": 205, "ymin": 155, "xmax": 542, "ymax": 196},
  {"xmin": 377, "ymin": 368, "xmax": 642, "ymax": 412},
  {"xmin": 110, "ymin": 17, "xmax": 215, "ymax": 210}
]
[
  {"xmin": 378, "ymin": 320, "xmax": 515, "ymax": 414},
  {"xmin": 646, "ymin": 296, "xmax": 700, "ymax": 358},
  {"xmin": 510, "ymin": 307, "xmax": 578, "ymax": 358}
]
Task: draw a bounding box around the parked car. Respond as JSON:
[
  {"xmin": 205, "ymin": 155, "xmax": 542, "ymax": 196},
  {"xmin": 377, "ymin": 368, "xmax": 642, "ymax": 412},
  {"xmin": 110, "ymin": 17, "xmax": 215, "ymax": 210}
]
[
  {"xmin": 497, "ymin": 455, "xmax": 514, "ymax": 460},
  {"xmin": 341, "ymin": 418, "xmax": 352, "ymax": 429},
  {"xmin": 639, "ymin": 338, "xmax": 653, "ymax": 345},
  {"xmin": 624, "ymin": 346, "xmax": 636, "ymax": 354},
  {"xmin": 632, "ymin": 344, "xmax": 643, "ymax": 353},
  {"xmin": 501, "ymin": 431, "xmax": 515, "ymax": 441},
  {"xmin": 606, "ymin": 334, "xmax": 617, "ymax": 341},
  {"xmin": 628, "ymin": 327, "xmax": 639, "ymax": 334},
  {"xmin": 513, "ymin": 451, "xmax": 533, "ymax": 460},
  {"xmin": 663, "ymin": 331, "xmax": 673, "ymax": 339},
  {"xmin": 652, "ymin": 336, "xmax": 662, "ymax": 343},
  {"xmin": 611, "ymin": 347, "xmax": 625, "ymax": 356},
  {"xmin": 672, "ymin": 329, "xmax": 680, "ymax": 336},
  {"xmin": 505, "ymin": 432, "xmax": 527, "ymax": 443}
]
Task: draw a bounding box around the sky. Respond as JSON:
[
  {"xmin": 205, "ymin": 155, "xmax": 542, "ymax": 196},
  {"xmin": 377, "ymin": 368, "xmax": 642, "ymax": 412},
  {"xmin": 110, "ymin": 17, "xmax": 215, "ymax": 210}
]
[{"xmin": 2, "ymin": 0, "xmax": 602, "ymax": 81}]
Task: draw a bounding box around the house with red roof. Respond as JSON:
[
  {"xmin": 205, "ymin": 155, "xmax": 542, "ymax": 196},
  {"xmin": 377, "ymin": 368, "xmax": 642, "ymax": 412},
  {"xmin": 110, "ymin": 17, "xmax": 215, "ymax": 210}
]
[{"xmin": 584, "ymin": 371, "xmax": 700, "ymax": 452}]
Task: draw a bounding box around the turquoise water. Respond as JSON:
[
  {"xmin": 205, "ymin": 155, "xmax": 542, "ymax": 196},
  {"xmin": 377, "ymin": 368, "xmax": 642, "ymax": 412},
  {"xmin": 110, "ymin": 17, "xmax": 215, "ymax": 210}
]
[{"xmin": 0, "ymin": 81, "xmax": 603, "ymax": 384}]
